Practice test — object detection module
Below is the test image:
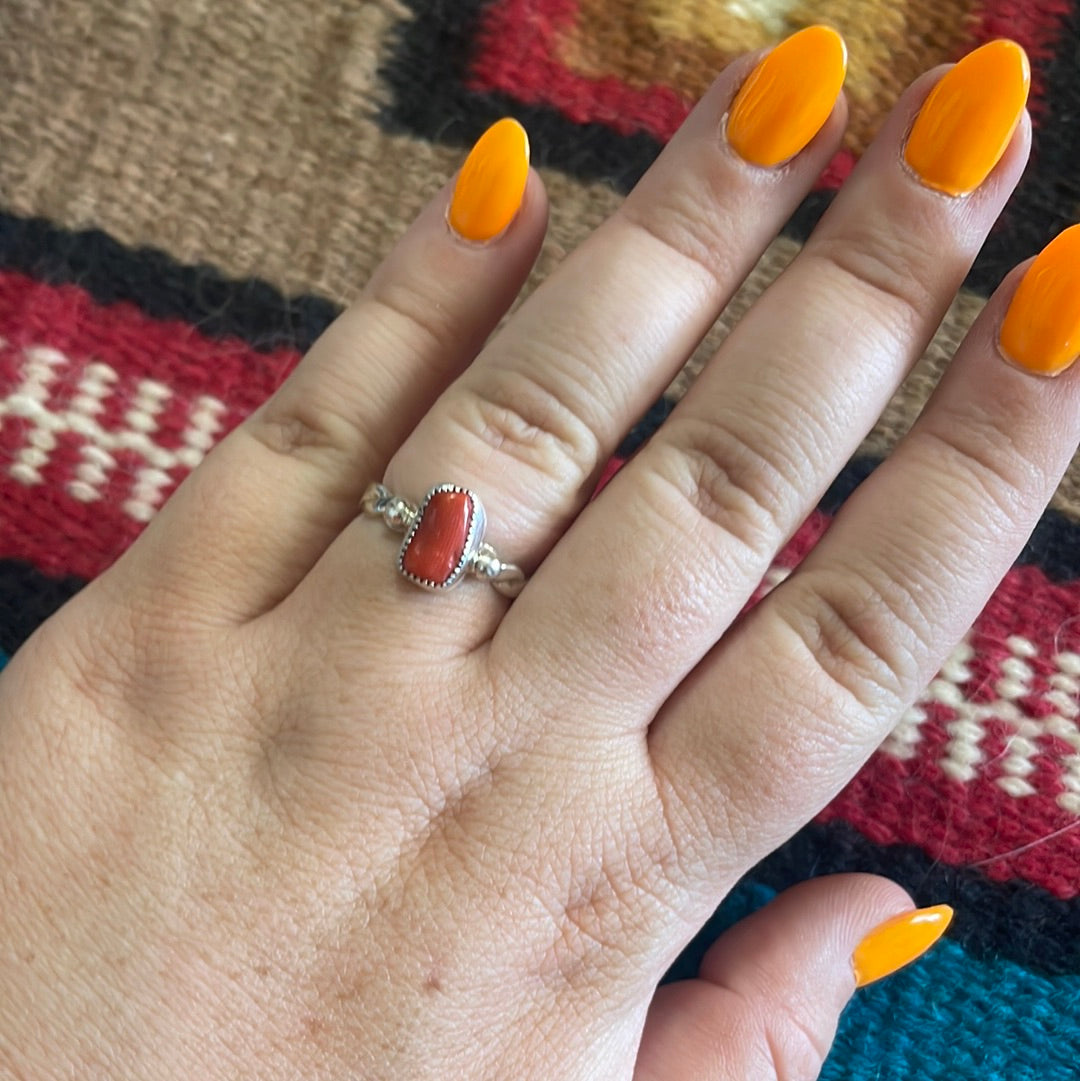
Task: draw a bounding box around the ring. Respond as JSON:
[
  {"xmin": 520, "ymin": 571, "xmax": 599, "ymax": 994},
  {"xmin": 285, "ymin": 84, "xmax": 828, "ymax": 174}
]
[{"xmin": 361, "ymin": 483, "xmax": 526, "ymax": 598}]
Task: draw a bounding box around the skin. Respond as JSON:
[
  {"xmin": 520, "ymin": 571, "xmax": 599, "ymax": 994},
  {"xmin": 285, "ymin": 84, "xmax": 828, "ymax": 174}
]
[{"xmin": 1, "ymin": 49, "xmax": 1077, "ymax": 1081}]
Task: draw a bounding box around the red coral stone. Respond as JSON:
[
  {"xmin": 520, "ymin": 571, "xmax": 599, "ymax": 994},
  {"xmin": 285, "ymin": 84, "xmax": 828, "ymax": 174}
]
[{"xmin": 401, "ymin": 489, "xmax": 474, "ymax": 586}]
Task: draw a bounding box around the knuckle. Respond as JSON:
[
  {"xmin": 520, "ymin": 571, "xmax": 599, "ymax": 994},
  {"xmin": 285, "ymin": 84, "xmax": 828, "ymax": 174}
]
[
  {"xmin": 916, "ymin": 403, "xmax": 1040, "ymax": 523},
  {"xmin": 646, "ymin": 415, "xmax": 796, "ymax": 560},
  {"xmin": 244, "ymin": 392, "xmax": 374, "ymax": 469},
  {"xmin": 365, "ymin": 277, "xmax": 453, "ymax": 359},
  {"xmin": 807, "ymin": 228, "xmax": 938, "ymax": 333},
  {"xmin": 781, "ymin": 565, "xmax": 926, "ymax": 714},
  {"xmin": 617, "ymin": 196, "xmax": 734, "ymax": 298},
  {"xmin": 756, "ymin": 996, "xmax": 834, "ymax": 1081},
  {"xmin": 242, "ymin": 270, "xmax": 464, "ymax": 474},
  {"xmin": 445, "ymin": 369, "xmax": 600, "ymax": 487}
]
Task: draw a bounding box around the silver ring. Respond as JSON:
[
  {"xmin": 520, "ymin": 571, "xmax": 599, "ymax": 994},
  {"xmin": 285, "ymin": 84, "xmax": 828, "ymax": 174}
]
[{"xmin": 361, "ymin": 483, "xmax": 526, "ymax": 598}]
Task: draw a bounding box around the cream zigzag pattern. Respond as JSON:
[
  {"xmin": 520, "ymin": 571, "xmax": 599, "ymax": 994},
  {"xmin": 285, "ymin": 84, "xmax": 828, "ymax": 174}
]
[
  {"xmin": 762, "ymin": 565, "xmax": 1080, "ymax": 816},
  {"xmin": 0, "ymin": 339, "xmax": 225, "ymax": 522}
]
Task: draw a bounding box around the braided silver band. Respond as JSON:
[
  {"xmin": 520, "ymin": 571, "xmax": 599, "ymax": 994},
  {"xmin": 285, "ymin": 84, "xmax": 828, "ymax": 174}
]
[{"xmin": 361, "ymin": 483, "xmax": 526, "ymax": 598}]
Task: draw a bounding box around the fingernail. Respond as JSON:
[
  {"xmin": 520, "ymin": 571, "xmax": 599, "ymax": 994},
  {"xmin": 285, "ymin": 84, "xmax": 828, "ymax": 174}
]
[
  {"xmin": 903, "ymin": 39, "xmax": 1029, "ymax": 196},
  {"xmin": 726, "ymin": 25, "xmax": 847, "ymax": 168},
  {"xmin": 852, "ymin": 904, "xmax": 953, "ymax": 988},
  {"xmin": 1000, "ymin": 225, "xmax": 1080, "ymax": 376},
  {"xmin": 447, "ymin": 118, "xmax": 530, "ymax": 243}
]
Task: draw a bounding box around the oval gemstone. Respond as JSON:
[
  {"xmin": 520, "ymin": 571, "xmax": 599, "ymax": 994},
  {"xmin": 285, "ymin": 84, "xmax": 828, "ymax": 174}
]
[{"xmin": 401, "ymin": 489, "xmax": 474, "ymax": 586}]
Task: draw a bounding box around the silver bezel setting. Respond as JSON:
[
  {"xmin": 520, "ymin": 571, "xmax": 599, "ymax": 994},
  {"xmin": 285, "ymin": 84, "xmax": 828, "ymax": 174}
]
[{"xmin": 397, "ymin": 483, "xmax": 487, "ymax": 590}]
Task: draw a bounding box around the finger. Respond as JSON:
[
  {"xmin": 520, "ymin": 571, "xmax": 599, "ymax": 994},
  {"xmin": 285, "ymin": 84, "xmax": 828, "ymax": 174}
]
[
  {"xmin": 652, "ymin": 227, "xmax": 1080, "ymax": 880},
  {"xmin": 635, "ymin": 875, "xmax": 949, "ymax": 1081},
  {"xmin": 304, "ymin": 26, "xmax": 849, "ymax": 624},
  {"xmin": 506, "ymin": 41, "xmax": 1032, "ymax": 719},
  {"xmin": 111, "ymin": 122, "xmax": 547, "ymax": 622}
]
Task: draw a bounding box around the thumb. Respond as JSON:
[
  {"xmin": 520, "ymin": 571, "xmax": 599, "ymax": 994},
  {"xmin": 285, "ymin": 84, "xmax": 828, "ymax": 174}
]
[{"xmin": 635, "ymin": 873, "xmax": 952, "ymax": 1081}]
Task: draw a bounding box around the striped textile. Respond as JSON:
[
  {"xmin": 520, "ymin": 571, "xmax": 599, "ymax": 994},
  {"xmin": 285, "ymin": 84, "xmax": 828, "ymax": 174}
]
[{"xmin": 1, "ymin": 2, "xmax": 1078, "ymax": 1077}]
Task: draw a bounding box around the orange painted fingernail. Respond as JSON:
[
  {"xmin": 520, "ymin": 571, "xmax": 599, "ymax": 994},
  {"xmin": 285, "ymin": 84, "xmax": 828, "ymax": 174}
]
[
  {"xmin": 448, "ymin": 118, "xmax": 530, "ymax": 243},
  {"xmin": 726, "ymin": 26, "xmax": 847, "ymax": 168},
  {"xmin": 1000, "ymin": 225, "xmax": 1080, "ymax": 376},
  {"xmin": 904, "ymin": 40, "xmax": 1030, "ymax": 196},
  {"xmin": 852, "ymin": 904, "xmax": 953, "ymax": 988}
]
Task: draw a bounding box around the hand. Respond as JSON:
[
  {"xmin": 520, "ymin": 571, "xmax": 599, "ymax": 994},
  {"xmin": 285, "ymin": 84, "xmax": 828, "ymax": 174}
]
[{"xmin": 2, "ymin": 29, "xmax": 1077, "ymax": 1080}]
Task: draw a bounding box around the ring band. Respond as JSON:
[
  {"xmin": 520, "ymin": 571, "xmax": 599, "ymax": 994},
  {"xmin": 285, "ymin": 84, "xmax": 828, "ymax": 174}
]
[{"xmin": 361, "ymin": 483, "xmax": 526, "ymax": 598}]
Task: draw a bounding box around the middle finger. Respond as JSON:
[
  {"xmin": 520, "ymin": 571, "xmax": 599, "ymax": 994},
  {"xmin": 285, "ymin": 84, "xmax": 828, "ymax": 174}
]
[{"xmin": 502, "ymin": 40, "xmax": 1032, "ymax": 721}]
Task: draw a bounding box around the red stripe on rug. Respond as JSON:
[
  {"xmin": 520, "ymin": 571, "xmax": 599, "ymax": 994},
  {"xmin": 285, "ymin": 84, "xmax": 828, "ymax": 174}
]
[{"xmin": 0, "ymin": 270, "xmax": 300, "ymax": 576}]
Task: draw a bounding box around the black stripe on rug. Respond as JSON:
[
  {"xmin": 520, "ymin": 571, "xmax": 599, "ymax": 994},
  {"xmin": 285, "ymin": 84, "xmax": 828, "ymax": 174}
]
[
  {"xmin": 821, "ymin": 457, "xmax": 1080, "ymax": 584},
  {"xmin": 0, "ymin": 560, "xmax": 84, "ymax": 656},
  {"xmin": 664, "ymin": 819, "xmax": 1080, "ymax": 982},
  {"xmin": 0, "ymin": 213, "xmax": 337, "ymax": 353}
]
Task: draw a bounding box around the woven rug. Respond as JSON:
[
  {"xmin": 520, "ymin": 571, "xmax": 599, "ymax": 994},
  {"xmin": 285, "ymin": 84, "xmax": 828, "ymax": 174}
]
[{"xmin": 1, "ymin": 2, "xmax": 1078, "ymax": 1077}]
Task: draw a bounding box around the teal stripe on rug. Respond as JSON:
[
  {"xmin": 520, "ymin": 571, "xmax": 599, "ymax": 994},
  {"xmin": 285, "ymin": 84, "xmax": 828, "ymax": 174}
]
[
  {"xmin": 0, "ymin": 649, "xmax": 6, "ymax": 670},
  {"xmin": 699, "ymin": 879, "xmax": 1079, "ymax": 1080}
]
